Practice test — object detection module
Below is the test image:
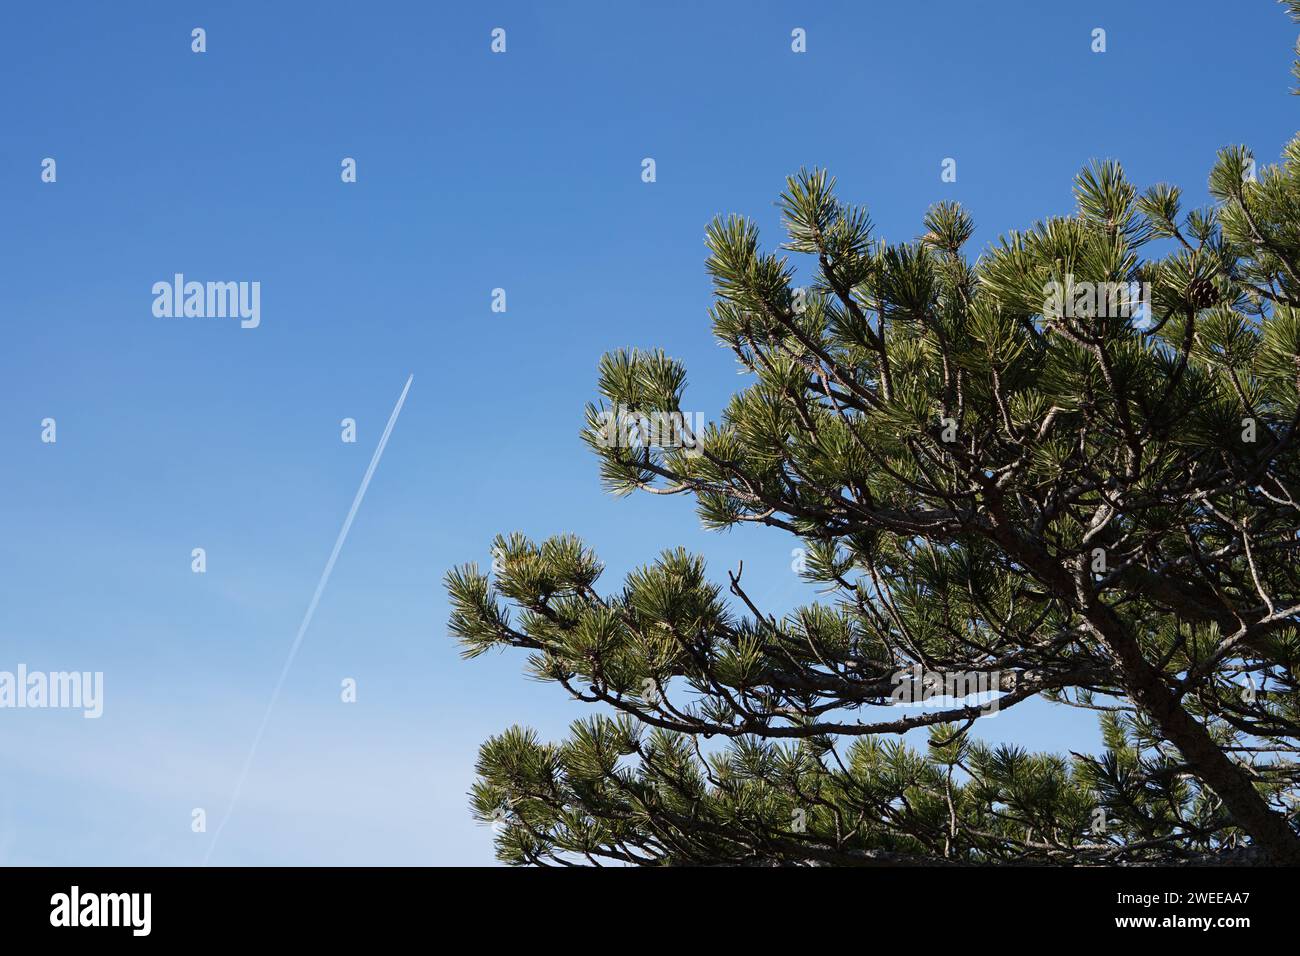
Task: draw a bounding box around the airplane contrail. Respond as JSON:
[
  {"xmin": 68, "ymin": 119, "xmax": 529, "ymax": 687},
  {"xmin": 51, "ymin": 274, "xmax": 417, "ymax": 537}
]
[{"xmin": 203, "ymin": 373, "xmax": 414, "ymax": 865}]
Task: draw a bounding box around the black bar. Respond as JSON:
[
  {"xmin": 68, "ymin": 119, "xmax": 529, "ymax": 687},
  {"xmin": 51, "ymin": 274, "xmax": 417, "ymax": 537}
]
[{"xmin": 0, "ymin": 865, "xmax": 1274, "ymax": 941}]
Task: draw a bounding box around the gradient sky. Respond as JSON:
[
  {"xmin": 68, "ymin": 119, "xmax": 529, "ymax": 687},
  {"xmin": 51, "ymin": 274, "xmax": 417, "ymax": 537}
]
[{"xmin": 1, "ymin": 0, "xmax": 1296, "ymax": 866}]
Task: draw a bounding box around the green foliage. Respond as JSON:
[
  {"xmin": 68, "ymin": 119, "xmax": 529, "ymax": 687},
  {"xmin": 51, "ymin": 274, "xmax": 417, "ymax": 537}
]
[{"xmin": 450, "ymin": 13, "xmax": 1300, "ymax": 865}]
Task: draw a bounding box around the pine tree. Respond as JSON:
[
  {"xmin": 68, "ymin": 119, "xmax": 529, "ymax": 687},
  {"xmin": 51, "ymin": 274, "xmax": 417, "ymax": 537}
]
[{"xmin": 447, "ymin": 8, "xmax": 1300, "ymax": 866}]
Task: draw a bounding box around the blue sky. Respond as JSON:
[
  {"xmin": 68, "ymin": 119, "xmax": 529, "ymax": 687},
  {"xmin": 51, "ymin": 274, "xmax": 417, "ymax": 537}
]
[{"xmin": 0, "ymin": 0, "xmax": 1295, "ymax": 865}]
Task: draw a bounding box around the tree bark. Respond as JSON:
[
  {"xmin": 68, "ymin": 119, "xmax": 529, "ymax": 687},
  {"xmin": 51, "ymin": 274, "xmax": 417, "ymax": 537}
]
[
  {"xmin": 984, "ymin": 511, "xmax": 1300, "ymax": 864},
  {"xmin": 1083, "ymin": 598, "xmax": 1300, "ymax": 865}
]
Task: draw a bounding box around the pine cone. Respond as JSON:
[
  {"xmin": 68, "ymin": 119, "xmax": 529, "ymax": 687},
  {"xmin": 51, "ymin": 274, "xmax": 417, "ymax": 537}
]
[{"xmin": 1186, "ymin": 275, "xmax": 1219, "ymax": 310}]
